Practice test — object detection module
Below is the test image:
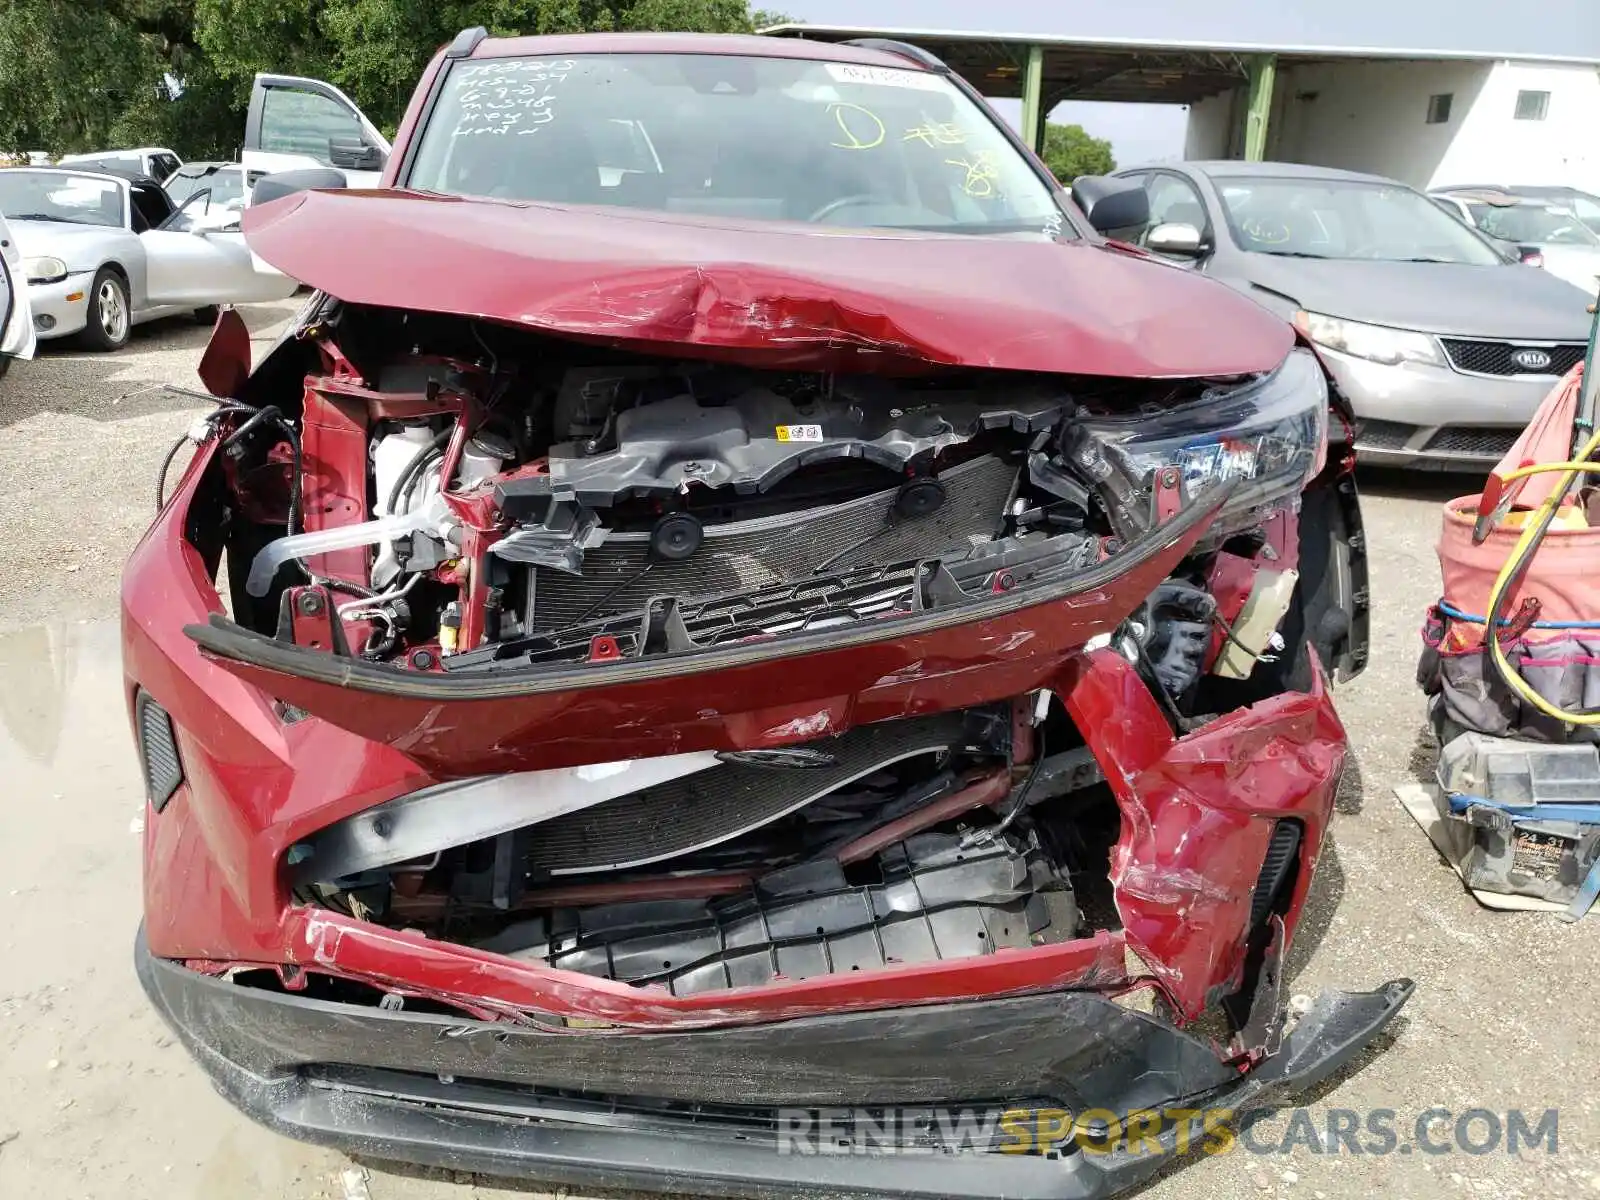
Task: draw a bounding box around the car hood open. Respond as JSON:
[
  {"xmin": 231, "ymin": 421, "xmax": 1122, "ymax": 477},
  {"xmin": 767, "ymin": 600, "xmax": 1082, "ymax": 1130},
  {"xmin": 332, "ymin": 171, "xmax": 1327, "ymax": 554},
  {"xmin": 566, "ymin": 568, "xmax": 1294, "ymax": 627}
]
[{"xmin": 242, "ymin": 189, "xmax": 1292, "ymax": 377}]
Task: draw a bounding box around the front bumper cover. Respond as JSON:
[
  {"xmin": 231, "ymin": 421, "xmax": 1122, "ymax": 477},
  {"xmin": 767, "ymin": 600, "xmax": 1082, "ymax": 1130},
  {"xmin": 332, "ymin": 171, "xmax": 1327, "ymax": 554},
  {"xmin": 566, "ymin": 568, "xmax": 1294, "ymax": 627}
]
[
  {"xmin": 138, "ymin": 929, "xmax": 1412, "ymax": 1200},
  {"xmin": 27, "ymin": 271, "xmax": 92, "ymax": 338}
]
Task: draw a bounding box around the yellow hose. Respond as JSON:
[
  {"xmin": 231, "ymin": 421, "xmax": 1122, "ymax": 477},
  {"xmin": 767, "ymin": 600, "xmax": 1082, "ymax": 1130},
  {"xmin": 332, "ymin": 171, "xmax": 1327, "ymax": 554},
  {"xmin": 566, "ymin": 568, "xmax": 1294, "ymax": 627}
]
[{"xmin": 1483, "ymin": 426, "xmax": 1600, "ymax": 724}]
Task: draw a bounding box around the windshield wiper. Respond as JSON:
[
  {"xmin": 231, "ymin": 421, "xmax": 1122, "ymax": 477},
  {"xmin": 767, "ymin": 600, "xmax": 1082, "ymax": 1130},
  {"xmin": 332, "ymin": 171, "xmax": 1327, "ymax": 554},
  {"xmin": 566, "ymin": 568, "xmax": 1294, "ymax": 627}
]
[
  {"xmin": 1256, "ymin": 250, "xmax": 1329, "ymax": 259},
  {"xmin": 7, "ymin": 212, "xmax": 74, "ymax": 223}
]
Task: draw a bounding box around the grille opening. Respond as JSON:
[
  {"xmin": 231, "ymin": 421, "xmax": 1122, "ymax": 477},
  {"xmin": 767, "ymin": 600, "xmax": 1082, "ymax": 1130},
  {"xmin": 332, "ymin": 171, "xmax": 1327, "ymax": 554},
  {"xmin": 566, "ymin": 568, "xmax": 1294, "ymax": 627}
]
[
  {"xmin": 1354, "ymin": 419, "xmax": 1414, "ymax": 450},
  {"xmin": 1439, "ymin": 339, "xmax": 1585, "ymax": 378},
  {"xmin": 302, "ymin": 1064, "xmax": 1070, "ymax": 1154},
  {"xmin": 1423, "ymin": 427, "xmax": 1523, "ymax": 458},
  {"xmin": 135, "ymin": 690, "xmax": 183, "ymax": 812},
  {"xmin": 1250, "ymin": 820, "xmax": 1304, "ymax": 928}
]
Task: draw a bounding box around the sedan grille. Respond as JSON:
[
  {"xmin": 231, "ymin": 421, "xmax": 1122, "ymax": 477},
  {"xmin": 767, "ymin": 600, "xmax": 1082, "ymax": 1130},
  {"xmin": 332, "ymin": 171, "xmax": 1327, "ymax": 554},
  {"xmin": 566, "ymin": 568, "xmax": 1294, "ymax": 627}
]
[{"xmin": 1439, "ymin": 340, "xmax": 1585, "ymax": 378}]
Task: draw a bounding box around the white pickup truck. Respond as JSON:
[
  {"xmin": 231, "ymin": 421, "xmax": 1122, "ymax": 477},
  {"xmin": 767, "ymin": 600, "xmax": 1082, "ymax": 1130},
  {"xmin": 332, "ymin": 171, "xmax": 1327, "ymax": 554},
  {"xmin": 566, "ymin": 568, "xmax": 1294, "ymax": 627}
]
[{"xmin": 241, "ymin": 74, "xmax": 392, "ymax": 189}]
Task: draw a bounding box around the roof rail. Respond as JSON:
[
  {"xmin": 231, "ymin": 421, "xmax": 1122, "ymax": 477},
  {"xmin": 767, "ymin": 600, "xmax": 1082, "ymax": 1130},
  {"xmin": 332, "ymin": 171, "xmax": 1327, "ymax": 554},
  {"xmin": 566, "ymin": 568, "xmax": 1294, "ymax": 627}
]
[
  {"xmin": 445, "ymin": 26, "xmax": 488, "ymax": 58},
  {"xmin": 841, "ymin": 37, "xmax": 950, "ymax": 72}
]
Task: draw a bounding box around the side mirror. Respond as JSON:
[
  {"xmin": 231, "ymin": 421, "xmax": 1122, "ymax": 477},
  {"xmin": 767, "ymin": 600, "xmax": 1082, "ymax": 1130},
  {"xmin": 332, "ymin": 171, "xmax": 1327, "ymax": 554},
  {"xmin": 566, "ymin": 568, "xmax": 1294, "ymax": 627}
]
[
  {"xmin": 1071, "ymin": 175, "xmax": 1151, "ymax": 235},
  {"xmin": 1145, "ymin": 222, "xmax": 1206, "ymax": 257},
  {"xmin": 328, "ymin": 138, "xmax": 386, "ymax": 172},
  {"xmin": 252, "ymin": 168, "xmax": 349, "ymax": 208}
]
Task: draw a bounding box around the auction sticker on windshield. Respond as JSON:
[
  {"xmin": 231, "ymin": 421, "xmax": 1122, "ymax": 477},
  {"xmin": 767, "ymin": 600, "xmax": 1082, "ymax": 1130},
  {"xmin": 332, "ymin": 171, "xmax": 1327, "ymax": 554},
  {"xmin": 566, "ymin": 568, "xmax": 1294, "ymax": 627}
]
[{"xmin": 824, "ymin": 63, "xmax": 944, "ymax": 90}]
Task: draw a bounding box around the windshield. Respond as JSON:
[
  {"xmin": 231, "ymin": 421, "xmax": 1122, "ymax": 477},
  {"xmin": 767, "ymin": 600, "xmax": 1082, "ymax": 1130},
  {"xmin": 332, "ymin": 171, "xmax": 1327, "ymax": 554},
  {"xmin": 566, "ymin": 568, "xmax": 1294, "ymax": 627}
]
[
  {"xmin": 405, "ymin": 53, "xmax": 1067, "ymax": 236},
  {"xmin": 165, "ymin": 168, "xmax": 248, "ymax": 212},
  {"xmin": 1215, "ymin": 176, "xmax": 1502, "ymax": 265},
  {"xmin": 0, "ymin": 170, "xmax": 124, "ymax": 227},
  {"xmin": 1469, "ymin": 203, "xmax": 1600, "ymax": 247}
]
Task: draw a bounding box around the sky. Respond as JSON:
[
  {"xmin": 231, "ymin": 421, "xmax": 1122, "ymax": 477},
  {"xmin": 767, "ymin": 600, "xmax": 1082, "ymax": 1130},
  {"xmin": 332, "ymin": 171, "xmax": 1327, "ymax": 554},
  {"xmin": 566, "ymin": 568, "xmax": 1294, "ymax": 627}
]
[{"xmin": 776, "ymin": 0, "xmax": 1600, "ymax": 168}]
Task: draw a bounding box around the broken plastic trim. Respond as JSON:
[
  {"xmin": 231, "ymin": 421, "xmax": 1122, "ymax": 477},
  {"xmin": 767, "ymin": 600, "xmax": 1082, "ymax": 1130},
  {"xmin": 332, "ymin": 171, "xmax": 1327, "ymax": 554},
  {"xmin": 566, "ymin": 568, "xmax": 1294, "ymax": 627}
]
[
  {"xmin": 186, "ymin": 480, "xmax": 1234, "ymax": 701},
  {"xmin": 287, "ymin": 752, "xmax": 723, "ymax": 888},
  {"xmin": 293, "ymin": 713, "xmax": 974, "ymax": 885}
]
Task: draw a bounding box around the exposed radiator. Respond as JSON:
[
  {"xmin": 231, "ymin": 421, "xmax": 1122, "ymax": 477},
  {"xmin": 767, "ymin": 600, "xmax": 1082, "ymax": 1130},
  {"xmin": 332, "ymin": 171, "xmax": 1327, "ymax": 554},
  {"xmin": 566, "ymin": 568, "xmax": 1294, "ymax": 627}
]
[
  {"xmin": 529, "ymin": 454, "xmax": 1017, "ymax": 631},
  {"xmin": 527, "ymin": 711, "xmax": 970, "ymax": 875}
]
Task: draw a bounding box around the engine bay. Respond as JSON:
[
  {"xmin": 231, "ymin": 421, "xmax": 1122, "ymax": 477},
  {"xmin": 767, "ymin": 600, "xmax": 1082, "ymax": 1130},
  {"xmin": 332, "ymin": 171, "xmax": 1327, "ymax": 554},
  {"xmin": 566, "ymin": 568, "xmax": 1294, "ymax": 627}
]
[{"xmin": 188, "ymin": 297, "xmax": 1357, "ymax": 1003}]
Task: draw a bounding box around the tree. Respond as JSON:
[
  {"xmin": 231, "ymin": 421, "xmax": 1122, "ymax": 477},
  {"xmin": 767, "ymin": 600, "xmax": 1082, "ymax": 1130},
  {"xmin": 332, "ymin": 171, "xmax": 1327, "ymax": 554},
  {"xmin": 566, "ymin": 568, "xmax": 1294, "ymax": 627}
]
[
  {"xmin": 1040, "ymin": 122, "xmax": 1115, "ymax": 185},
  {"xmin": 196, "ymin": 0, "xmax": 781, "ymax": 140},
  {"xmin": 0, "ymin": 0, "xmax": 785, "ymax": 160}
]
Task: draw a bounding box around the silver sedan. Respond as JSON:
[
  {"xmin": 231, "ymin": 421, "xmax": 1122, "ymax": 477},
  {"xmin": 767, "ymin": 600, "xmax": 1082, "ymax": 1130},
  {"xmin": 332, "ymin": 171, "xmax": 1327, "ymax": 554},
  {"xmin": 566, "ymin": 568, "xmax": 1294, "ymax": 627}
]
[
  {"xmin": 1108, "ymin": 160, "xmax": 1595, "ymax": 470},
  {"xmin": 0, "ymin": 167, "xmax": 297, "ymax": 351}
]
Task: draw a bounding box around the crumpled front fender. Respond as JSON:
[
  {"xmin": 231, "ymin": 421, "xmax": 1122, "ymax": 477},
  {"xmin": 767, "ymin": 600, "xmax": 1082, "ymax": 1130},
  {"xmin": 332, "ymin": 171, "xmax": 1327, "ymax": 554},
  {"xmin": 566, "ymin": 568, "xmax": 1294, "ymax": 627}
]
[{"xmin": 1060, "ymin": 649, "xmax": 1346, "ymax": 1020}]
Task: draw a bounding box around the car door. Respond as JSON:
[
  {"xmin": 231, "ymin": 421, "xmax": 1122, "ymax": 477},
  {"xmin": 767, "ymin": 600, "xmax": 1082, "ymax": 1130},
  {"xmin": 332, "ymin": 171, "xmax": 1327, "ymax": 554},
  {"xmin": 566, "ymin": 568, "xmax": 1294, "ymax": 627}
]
[
  {"xmin": 139, "ymin": 188, "xmax": 299, "ymax": 307},
  {"xmin": 243, "ymin": 75, "xmax": 391, "ymax": 188},
  {"xmin": 0, "ymin": 212, "xmax": 37, "ymax": 362}
]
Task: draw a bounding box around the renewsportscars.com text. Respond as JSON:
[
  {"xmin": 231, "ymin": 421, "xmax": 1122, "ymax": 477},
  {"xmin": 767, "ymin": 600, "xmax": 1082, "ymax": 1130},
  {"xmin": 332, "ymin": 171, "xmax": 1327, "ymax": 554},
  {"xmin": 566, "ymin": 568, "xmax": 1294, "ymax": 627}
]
[{"xmin": 774, "ymin": 1106, "xmax": 1559, "ymax": 1158}]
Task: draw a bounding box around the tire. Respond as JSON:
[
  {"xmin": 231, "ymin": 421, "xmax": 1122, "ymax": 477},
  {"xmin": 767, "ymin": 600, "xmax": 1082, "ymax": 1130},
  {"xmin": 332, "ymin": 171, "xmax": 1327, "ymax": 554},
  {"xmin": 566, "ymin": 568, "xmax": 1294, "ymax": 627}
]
[
  {"xmin": 193, "ymin": 305, "xmax": 220, "ymax": 325},
  {"xmin": 0, "ymin": 355, "xmax": 10, "ymax": 381},
  {"xmin": 82, "ymin": 268, "xmax": 130, "ymax": 351}
]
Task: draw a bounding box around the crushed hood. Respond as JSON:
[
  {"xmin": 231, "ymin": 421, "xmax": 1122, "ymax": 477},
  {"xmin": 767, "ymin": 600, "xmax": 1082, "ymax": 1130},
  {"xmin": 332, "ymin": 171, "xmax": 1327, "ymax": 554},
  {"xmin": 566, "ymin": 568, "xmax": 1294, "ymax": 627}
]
[{"xmin": 243, "ymin": 189, "xmax": 1292, "ymax": 377}]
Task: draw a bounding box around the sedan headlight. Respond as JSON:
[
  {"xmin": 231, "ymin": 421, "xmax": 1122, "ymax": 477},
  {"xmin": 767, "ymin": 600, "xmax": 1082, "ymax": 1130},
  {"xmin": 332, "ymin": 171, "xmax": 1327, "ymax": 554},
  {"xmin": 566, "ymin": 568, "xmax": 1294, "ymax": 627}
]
[
  {"xmin": 1066, "ymin": 347, "xmax": 1329, "ymax": 541},
  {"xmin": 22, "ymin": 256, "xmax": 67, "ymax": 284},
  {"xmin": 1293, "ymin": 311, "xmax": 1444, "ymax": 367}
]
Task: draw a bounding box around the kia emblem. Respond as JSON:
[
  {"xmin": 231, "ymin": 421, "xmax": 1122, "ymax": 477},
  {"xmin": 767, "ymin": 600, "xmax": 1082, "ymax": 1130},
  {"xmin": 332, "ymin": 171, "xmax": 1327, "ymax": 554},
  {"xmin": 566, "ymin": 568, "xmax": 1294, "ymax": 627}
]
[{"xmin": 1510, "ymin": 347, "xmax": 1553, "ymax": 372}]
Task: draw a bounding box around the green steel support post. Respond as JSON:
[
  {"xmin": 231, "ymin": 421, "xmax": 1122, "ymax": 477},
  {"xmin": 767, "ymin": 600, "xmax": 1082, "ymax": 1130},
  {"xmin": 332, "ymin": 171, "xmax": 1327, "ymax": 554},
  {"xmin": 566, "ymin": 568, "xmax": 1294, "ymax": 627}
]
[
  {"xmin": 1244, "ymin": 53, "xmax": 1277, "ymax": 161},
  {"xmin": 1020, "ymin": 44, "xmax": 1045, "ymax": 154}
]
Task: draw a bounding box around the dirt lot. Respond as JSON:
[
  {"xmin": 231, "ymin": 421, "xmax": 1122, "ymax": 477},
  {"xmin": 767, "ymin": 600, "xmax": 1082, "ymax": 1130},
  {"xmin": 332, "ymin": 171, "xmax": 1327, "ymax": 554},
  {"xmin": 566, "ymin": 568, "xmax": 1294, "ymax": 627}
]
[{"xmin": 0, "ymin": 305, "xmax": 1596, "ymax": 1200}]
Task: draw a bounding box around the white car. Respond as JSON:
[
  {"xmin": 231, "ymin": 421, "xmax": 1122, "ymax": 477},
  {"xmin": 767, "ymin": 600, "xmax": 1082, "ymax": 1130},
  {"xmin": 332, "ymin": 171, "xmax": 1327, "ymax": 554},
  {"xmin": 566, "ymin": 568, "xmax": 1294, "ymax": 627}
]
[
  {"xmin": 1432, "ymin": 187, "xmax": 1600, "ymax": 296},
  {"xmin": 0, "ymin": 167, "xmax": 298, "ymax": 351},
  {"xmin": 57, "ymin": 147, "xmax": 183, "ymax": 183},
  {"xmin": 0, "ymin": 210, "xmax": 38, "ymax": 379}
]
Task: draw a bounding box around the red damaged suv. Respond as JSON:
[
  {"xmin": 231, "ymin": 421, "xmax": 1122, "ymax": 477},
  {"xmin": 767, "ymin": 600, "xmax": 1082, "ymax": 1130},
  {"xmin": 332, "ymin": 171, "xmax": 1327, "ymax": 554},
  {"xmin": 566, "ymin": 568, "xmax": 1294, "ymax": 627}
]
[{"xmin": 125, "ymin": 29, "xmax": 1409, "ymax": 1199}]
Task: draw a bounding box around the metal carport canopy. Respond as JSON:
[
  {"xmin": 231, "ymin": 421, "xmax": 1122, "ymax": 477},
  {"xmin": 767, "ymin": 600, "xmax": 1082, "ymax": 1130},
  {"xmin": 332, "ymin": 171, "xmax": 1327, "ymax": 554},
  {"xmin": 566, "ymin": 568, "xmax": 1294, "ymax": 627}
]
[{"xmin": 763, "ymin": 22, "xmax": 1600, "ymax": 160}]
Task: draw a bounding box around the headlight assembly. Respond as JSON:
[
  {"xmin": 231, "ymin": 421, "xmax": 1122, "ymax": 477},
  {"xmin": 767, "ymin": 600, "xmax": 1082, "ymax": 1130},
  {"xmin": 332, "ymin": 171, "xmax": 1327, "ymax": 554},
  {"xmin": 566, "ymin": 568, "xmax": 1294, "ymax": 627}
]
[
  {"xmin": 1066, "ymin": 347, "xmax": 1329, "ymax": 541},
  {"xmin": 1293, "ymin": 311, "xmax": 1444, "ymax": 367},
  {"xmin": 22, "ymin": 256, "xmax": 68, "ymax": 285}
]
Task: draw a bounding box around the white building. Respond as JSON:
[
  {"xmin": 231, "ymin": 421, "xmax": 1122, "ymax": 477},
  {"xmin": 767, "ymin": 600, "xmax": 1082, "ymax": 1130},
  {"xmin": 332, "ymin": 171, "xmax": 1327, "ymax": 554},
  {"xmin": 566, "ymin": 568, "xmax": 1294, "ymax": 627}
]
[
  {"xmin": 769, "ymin": 21, "xmax": 1600, "ymax": 193},
  {"xmin": 1187, "ymin": 58, "xmax": 1600, "ymax": 192}
]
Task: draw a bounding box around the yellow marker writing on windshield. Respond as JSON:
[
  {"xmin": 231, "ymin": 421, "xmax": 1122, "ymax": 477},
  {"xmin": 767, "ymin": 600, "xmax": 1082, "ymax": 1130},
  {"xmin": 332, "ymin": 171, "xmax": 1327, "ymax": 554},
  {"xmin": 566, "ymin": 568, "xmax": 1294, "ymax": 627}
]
[
  {"xmin": 904, "ymin": 122, "xmax": 966, "ymax": 147},
  {"xmin": 945, "ymin": 152, "xmax": 999, "ymax": 197},
  {"xmin": 828, "ymin": 103, "xmax": 885, "ymax": 150}
]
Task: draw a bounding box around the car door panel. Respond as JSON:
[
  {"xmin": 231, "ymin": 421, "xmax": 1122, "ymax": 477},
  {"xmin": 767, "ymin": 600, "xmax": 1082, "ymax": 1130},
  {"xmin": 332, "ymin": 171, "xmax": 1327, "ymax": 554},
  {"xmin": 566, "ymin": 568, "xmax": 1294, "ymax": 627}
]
[
  {"xmin": 141, "ymin": 228, "xmax": 298, "ymax": 306},
  {"xmin": 245, "ymin": 75, "xmax": 390, "ymax": 189},
  {"xmin": 0, "ymin": 216, "xmax": 37, "ymax": 360},
  {"xmin": 141, "ymin": 185, "xmax": 299, "ymax": 308}
]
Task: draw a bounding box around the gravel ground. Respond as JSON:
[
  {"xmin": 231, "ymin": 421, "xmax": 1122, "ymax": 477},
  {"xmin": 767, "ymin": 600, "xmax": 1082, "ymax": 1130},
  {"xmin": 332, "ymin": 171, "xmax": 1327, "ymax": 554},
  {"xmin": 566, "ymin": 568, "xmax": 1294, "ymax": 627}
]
[{"xmin": 0, "ymin": 307, "xmax": 1596, "ymax": 1199}]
